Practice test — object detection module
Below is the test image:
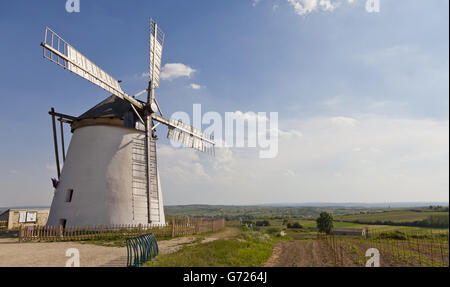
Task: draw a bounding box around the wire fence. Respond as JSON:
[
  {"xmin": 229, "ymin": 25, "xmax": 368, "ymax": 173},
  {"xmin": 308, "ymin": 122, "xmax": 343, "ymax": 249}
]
[{"xmin": 319, "ymin": 229, "xmax": 449, "ymax": 267}]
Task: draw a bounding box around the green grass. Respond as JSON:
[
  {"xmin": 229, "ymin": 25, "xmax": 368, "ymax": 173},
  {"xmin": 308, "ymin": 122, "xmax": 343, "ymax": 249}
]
[
  {"xmin": 147, "ymin": 229, "xmax": 275, "ymax": 267},
  {"xmin": 335, "ymin": 209, "xmax": 448, "ymax": 224}
]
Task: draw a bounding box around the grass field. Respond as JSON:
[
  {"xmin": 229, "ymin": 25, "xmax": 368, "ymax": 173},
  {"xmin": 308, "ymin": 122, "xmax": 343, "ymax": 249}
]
[
  {"xmin": 164, "ymin": 205, "xmax": 382, "ymax": 219},
  {"xmin": 148, "ymin": 205, "xmax": 449, "ymax": 267},
  {"xmin": 335, "ymin": 209, "xmax": 448, "ymax": 223},
  {"xmin": 144, "ymin": 222, "xmax": 449, "ymax": 267},
  {"xmin": 147, "ymin": 228, "xmax": 277, "ymax": 267}
]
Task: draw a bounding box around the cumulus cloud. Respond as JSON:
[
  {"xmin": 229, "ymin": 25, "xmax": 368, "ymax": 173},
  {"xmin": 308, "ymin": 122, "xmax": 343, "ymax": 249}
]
[
  {"xmin": 287, "ymin": 0, "xmax": 344, "ymax": 15},
  {"xmin": 160, "ymin": 63, "xmax": 196, "ymax": 80}
]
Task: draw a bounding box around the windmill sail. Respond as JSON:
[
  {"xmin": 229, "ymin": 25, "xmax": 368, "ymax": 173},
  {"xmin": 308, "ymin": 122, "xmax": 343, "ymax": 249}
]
[
  {"xmin": 149, "ymin": 19, "xmax": 164, "ymax": 88},
  {"xmin": 166, "ymin": 118, "xmax": 215, "ymax": 155},
  {"xmin": 41, "ymin": 27, "xmax": 143, "ymax": 110}
]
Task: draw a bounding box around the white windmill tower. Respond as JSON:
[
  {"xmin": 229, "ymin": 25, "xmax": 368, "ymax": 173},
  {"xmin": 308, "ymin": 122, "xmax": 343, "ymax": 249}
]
[{"xmin": 41, "ymin": 19, "xmax": 215, "ymax": 227}]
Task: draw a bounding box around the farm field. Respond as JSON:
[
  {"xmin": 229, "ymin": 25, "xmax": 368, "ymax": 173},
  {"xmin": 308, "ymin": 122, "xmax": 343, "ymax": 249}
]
[
  {"xmin": 144, "ymin": 218, "xmax": 449, "ymax": 267},
  {"xmin": 164, "ymin": 205, "xmax": 384, "ymax": 219},
  {"xmin": 335, "ymin": 209, "xmax": 448, "ymax": 223},
  {"xmin": 265, "ymin": 235, "xmax": 449, "ymax": 267}
]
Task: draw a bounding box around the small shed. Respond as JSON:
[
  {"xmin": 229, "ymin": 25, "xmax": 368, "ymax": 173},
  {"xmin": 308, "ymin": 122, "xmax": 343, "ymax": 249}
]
[
  {"xmin": 332, "ymin": 228, "xmax": 367, "ymax": 237},
  {"xmin": 0, "ymin": 209, "xmax": 49, "ymax": 229}
]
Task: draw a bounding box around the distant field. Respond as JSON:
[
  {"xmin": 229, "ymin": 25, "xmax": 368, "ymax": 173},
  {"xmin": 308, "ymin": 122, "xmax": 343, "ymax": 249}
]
[
  {"xmin": 164, "ymin": 205, "xmax": 382, "ymax": 219},
  {"xmin": 335, "ymin": 209, "xmax": 448, "ymax": 223}
]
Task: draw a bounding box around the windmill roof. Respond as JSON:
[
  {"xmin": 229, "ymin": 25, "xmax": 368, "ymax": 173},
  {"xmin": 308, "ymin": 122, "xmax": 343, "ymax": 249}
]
[{"xmin": 77, "ymin": 95, "xmax": 144, "ymax": 120}]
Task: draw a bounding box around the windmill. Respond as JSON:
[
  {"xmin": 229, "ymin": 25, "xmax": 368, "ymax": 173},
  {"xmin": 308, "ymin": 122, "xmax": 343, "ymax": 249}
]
[{"xmin": 41, "ymin": 19, "xmax": 214, "ymax": 227}]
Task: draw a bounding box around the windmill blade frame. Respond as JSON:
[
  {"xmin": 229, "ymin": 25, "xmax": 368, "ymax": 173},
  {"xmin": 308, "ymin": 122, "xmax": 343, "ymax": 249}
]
[
  {"xmin": 41, "ymin": 27, "xmax": 144, "ymax": 110},
  {"xmin": 149, "ymin": 19, "xmax": 164, "ymax": 88},
  {"xmin": 151, "ymin": 114, "xmax": 215, "ymax": 155}
]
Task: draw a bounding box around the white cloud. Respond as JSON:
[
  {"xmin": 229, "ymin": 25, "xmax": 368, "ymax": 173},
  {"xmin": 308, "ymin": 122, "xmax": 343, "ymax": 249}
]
[
  {"xmin": 190, "ymin": 83, "xmax": 202, "ymax": 90},
  {"xmin": 160, "ymin": 63, "xmax": 196, "ymax": 81},
  {"xmin": 287, "ymin": 0, "xmax": 343, "ymax": 15},
  {"xmin": 158, "ymin": 115, "xmax": 449, "ymax": 205},
  {"xmin": 287, "ymin": 0, "xmax": 318, "ymax": 15},
  {"xmin": 320, "ymin": 0, "xmax": 339, "ymax": 11},
  {"xmin": 331, "ymin": 116, "xmax": 357, "ymax": 127}
]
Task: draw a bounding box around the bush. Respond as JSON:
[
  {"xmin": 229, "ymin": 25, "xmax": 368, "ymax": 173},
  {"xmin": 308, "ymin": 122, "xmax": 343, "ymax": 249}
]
[
  {"xmin": 377, "ymin": 231, "xmax": 408, "ymax": 240},
  {"xmin": 266, "ymin": 227, "xmax": 281, "ymax": 235},
  {"xmin": 241, "ymin": 230, "xmax": 272, "ymax": 244},
  {"xmin": 287, "ymin": 222, "xmax": 303, "ymax": 229},
  {"xmin": 255, "ymin": 220, "xmax": 270, "ymax": 227}
]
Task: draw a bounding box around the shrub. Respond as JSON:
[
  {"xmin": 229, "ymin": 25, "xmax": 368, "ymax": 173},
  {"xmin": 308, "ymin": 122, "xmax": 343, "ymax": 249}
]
[
  {"xmin": 287, "ymin": 222, "xmax": 303, "ymax": 229},
  {"xmin": 266, "ymin": 227, "xmax": 281, "ymax": 235},
  {"xmin": 255, "ymin": 220, "xmax": 270, "ymax": 227}
]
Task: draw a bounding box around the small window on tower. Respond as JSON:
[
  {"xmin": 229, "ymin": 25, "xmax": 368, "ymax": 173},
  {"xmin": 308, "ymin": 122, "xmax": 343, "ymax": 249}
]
[{"xmin": 66, "ymin": 189, "xmax": 74, "ymax": 202}]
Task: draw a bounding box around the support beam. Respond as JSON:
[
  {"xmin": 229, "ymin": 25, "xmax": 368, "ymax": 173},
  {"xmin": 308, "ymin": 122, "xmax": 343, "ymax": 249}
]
[
  {"xmin": 48, "ymin": 110, "xmax": 77, "ymax": 121},
  {"xmin": 50, "ymin": 108, "xmax": 61, "ymax": 179}
]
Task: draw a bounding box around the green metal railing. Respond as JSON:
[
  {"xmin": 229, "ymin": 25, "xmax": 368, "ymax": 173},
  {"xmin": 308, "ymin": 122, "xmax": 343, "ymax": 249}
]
[{"xmin": 126, "ymin": 232, "xmax": 159, "ymax": 267}]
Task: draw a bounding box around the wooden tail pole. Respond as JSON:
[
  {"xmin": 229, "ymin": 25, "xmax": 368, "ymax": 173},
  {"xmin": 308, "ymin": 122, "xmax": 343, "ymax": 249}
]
[{"xmin": 50, "ymin": 107, "xmax": 61, "ymax": 178}]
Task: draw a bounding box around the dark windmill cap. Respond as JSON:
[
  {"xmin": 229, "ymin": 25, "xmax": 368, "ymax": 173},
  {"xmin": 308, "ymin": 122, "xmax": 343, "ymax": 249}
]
[{"xmin": 72, "ymin": 95, "xmax": 145, "ymax": 131}]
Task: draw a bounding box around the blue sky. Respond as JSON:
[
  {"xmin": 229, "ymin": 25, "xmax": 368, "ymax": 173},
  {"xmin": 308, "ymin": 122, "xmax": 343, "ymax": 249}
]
[{"xmin": 0, "ymin": 0, "xmax": 448, "ymax": 207}]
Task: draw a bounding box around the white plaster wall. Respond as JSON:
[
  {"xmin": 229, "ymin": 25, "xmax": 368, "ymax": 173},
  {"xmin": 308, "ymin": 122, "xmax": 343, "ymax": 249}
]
[{"xmin": 47, "ymin": 125, "xmax": 165, "ymax": 226}]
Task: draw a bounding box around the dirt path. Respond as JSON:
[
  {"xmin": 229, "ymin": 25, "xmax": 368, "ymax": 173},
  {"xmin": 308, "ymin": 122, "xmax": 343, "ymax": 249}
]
[
  {"xmin": 157, "ymin": 227, "xmax": 240, "ymax": 254},
  {"xmin": 201, "ymin": 227, "xmax": 240, "ymax": 243},
  {"xmin": 0, "ymin": 227, "xmax": 239, "ymax": 267},
  {"xmin": 0, "ymin": 238, "xmax": 126, "ymax": 267},
  {"xmin": 265, "ymin": 240, "xmax": 334, "ymax": 267},
  {"xmin": 265, "ymin": 240, "xmax": 363, "ymax": 267}
]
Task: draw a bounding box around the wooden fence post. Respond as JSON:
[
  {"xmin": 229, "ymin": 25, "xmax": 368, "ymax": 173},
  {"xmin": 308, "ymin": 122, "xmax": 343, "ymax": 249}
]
[
  {"xmin": 171, "ymin": 218, "xmax": 175, "ymax": 237},
  {"xmin": 18, "ymin": 225, "xmax": 23, "ymax": 243},
  {"xmin": 58, "ymin": 225, "xmax": 63, "ymax": 240},
  {"xmin": 138, "ymin": 223, "xmax": 142, "ymax": 236}
]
